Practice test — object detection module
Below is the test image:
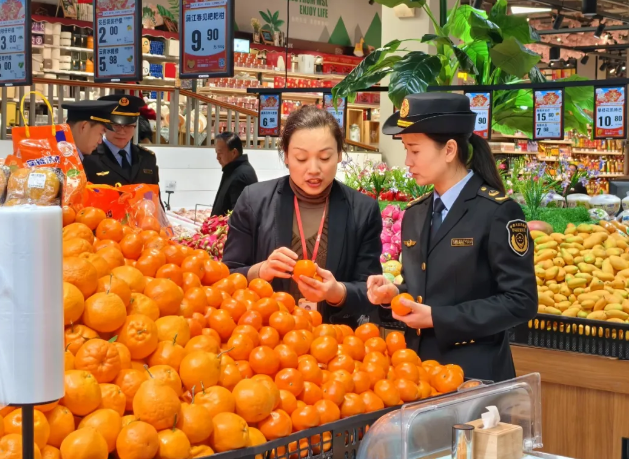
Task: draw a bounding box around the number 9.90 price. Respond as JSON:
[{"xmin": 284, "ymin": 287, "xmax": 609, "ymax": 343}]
[{"xmin": 190, "ymin": 28, "xmax": 221, "ymax": 52}]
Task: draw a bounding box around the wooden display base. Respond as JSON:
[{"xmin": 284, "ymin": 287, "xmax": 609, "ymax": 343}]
[{"xmin": 512, "ymin": 345, "xmax": 629, "ymax": 459}]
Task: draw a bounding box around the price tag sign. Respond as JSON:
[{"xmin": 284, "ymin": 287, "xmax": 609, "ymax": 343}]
[
  {"xmin": 594, "ymin": 86, "xmax": 626, "ymax": 139},
  {"xmin": 93, "ymin": 0, "xmax": 141, "ymax": 82},
  {"xmin": 465, "ymin": 91, "xmax": 492, "ymax": 139},
  {"xmin": 0, "ymin": 0, "xmax": 31, "ymax": 87},
  {"xmin": 179, "ymin": 0, "xmax": 234, "ymax": 79},
  {"xmin": 323, "ymin": 94, "xmax": 346, "ymax": 129},
  {"xmin": 533, "ymin": 89, "xmax": 564, "ymax": 140},
  {"xmin": 258, "ymin": 93, "xmax": 282, "ymax": 137}
]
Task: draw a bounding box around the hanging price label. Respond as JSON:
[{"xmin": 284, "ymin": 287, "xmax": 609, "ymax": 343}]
[
  {"xmin": 323, "ymin": 94, "xmax": 346, "ymax": 129},
  {"xmin": 94, "ymin": 0, "xmax": 141, "ymax": 82},
  {"xmin": 594, "ymin": 86, "xmax": 626, "ymax": 139},
  {"xmin": 258, "ymin": 94, "xmax": 281, "ymax": 137},
  {"xmin": 465, "ymin": 92, "xmax": 491, "ymax": 139},
  {"xmin": 0, "ymin": 0, "xmax": 31, "ymax": 87},
  {"xmin": 533, "ymin": 89, "xmax": 564, "ymax": 140},
  {"xmin": 180, "ymin": 0, "xmax": 234, "ymax": 79}
]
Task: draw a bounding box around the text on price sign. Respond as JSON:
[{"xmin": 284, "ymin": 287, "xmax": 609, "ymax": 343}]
[{"xmin": 182, "ymin": 0, "xmax": 228, "ymax": 75}]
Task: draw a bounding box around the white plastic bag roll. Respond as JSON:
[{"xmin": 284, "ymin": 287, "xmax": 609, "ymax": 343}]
[{"xmin": 0, "ymin": 206, "xmax": 64, "ymax": 405}]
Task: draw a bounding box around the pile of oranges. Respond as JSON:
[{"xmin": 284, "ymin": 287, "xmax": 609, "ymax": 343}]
[{"xmin": 0, "ymin": 206, "xmax": 464, "ymax": 459}]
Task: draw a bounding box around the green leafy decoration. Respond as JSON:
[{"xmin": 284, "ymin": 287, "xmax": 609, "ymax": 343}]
[
  {"xmin": 489, "ymin": 0, "xmax": 539, "ymax": 45},
  {"xmin": 469, "ymin": 12, "xmax": 503, "ymax": 45},
  {"xmin": 489, "ymin": 36, "xmax": 540, "ymax": 77},
  {"xmin": 156, "ymin": 5, "xmax": 175, "ymax": 22},
  {"xmin": 372, "ymin": 0, "xmax": 426, "ymax": 7},
  {"xmin": 388, "ymin": 51, "xmax": 442, "ymax": 108},
  {"xmin": 528, "ymin": 67, "xmax": 546, "ymax": 83},
  {"xmin": 443, "ymin": 5, "xmax": 487, "ymax": 44},
  {"xmin": 462, "ymin": 41, "xmax": 490, "ymax": 84}
]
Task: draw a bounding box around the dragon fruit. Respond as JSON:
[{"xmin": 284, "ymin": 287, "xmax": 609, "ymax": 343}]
[
  {"xmin": 381, "ymin": 204, "xmax": 400, "ymax": 221},
  {"xmin": 391, "ymin": 219, "xmax": 402, "ymax": 234},
  {"xmin": 175, "ymin": 214, "xmax": 230, "ymax": 261},
  {"xmin": 381, "ymin": 228, "xmax": 393, "ymax": 244},
  {"xmin": 391, "ymin": 232, "xmax": 401, "ymax": 248}
]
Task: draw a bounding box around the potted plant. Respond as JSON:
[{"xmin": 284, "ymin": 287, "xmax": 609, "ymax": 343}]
[
  {"xmin": 251, "ymin": 18, "xmax": 261, "ymax": 44},
  {"xmin": 259, "ymin": 9, "xmax": 285, "ymax": 46}
]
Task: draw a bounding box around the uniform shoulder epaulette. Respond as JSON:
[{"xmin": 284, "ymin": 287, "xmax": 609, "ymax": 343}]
[
  {"xmin": 406, "ymin": 191, "xmax": 433, "ymax": 209},
  {"xmin": 477, "ymin": 186, "xmax": 510, "ymax": 203},
  {"xmin": 138, "ymin": 145, "xmax": 155, "ymax": 155}
]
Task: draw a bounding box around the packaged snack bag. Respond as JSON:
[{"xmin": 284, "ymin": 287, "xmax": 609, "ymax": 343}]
[{"xmin": 5, "ymin": 91, "xmax": 86, "ymax": 208}]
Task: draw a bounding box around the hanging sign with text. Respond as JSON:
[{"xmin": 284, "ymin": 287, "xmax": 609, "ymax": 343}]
[
  {"xmin": 93, "ymin": 0, "xmax": 141, "ymax": 82},
  {"xmin": 0, "ymin": 0, "xmax": 31, "ymax": 87},
  {"xmin": 258, "ymin": 93, "xmax": 282, "ymax": 137},
  {"xmin": 179, "ymin": 0, "xmax": 234, "ymax": 79},
  {"xmin": 323, "ymin": 94, "xmax": 346, "ymax": 129},
  {"xmin": 594, "ymin": 86, "xmax": 626, "ymax": 139},
  {"xmin": 465, "ymin": 91, "xmax": 492, "ymax": 139},
  {"xmin": 533, "ymin": 89, "xmax": 564, "ymax": 140}
]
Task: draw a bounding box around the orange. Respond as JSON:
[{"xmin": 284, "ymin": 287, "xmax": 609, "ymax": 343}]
[
  {"xmin": 144, "ymin": 278, "xmax": 184, "ymax": 317},
  {"xmin": 361, "ymin": 390, "xmax": 385, "ymax": 412},
  {"xmin": 394, "ymin": 378, "xmax": 419, "ymax": 402},
  {"xmin": 391, "ymin": 292, "xmax": 414, "ymax": 316},
  {"xmin": 3, "ymin": 409, "xmax": 50, "ymax": 449},
  {"xmin": 227, "ymin": 333, "xmax": 255, "ymax": 361},
  {"xmin": 94, "ymin": 239, "xmax": 121, "ymax": 252},
  {"xmin": 177, "ymin": 398, "xmax": 213, "ymax": 444},
  {"xmin": 221, "ymin": 298, "xmax": 247, "ymax": 322},
  {"xmin": 181, "ymin": 256, "xmax": 206, "ymax": 280},
  {"xmin": 96, "ymin": 247, "xmax": 126, "ymax": 270},
  {"xmin": 79, "ymin": 253, "xmax": 111, "ymax": 279},
  {"xmin": 121, "ymin": 415, "xmax": 137, "ymax": 427},
  {"xmin": 365, "ymin": 336, "xmax": 387, "ymax": 354},
  {"xmin": 228, "ymin": 273, "xmax": 248, "ymax": 290},
  {"xmin": 82, "ymin": 292, "xmax": 127, "ymax": 333},
  {"xmin": 313, "ymin": 399, "xmax": 341, "ymax": 424},
  {"xmin": 97, "ymin": 274, "xmax": 132, "ymax": 306},
  {"xmin": 155, "ymin": 428, "xmax": 190, "ymax": 459},
  {"xmin": 283, "ymin": 330, "xmax": 312, "ymax": 356},
  {"xmin": 235, "ymin": 360, "xmax": 254, "ymax": 380},
  {"xmin": 112, "ymin": 266, "xmax": 147, "ymax": 293},
  {"xmin": 213, "ymin": 277, "xmax": 235, "ymax": 295},
  {"xmin": 417, "ymin": 380, "xmax": 432, "ymax": 399},
  {"xmin": 139, "ymin": 230, "xmax": 160, "ymax": 244},
  {"xmin": 184, "ymin": 334, "xmax": 220, "ymax": 354},
  {"xmin": 63, "ymin": 238, "xmax": 95, "ymax": 258},
  {"xmin": 259, "ymin": 326, "xmax": 281, "ymax": 348},
  {"xmin": 63, "ymin": 282, "xmax": 85, "ymax": 326},
  {"xmin": 328, "ymin": 353, "xmax": 354, "ymax": 373},
  {"xmin": 293, "ymin": 315, "xmax": 312, "ymax": 331},
  {"xmin": 77, "ymin": 409, "xmax": 121, "ymax": 453},
  {"xmin": 385, "ymin": 331, "xmax": 407, "ymax": 355},
  {"xmin": 182, "ymin": 272, "xmax": 202, "ymax": 292},
  {"xmin": 60, "ymin": 427, "xmax": 108, "ymax": 459},
  {"xmin": 144, "ymin": 237, "xmax": 169, "ymax": 252},
  {"xmin": 0, "ymin": 434, "xmax": 42, "ymax": 459},
  {"xmin": 190, "ymin": 445, "xmax": 214, "ymax": 459},
  {"xmin": 156, "ymin": 263, "xmax": 184, "ymax": 287},
  {"xmin": 251, "ymin": 374, "xmax": 281, "ymax": 409},
  {"xmin": 119, "ymin": 233, "xmax": 144, "ymax": 261},
  {"xmin": 313, "ymin": 324, "xmax": 337, "ymax": 339},
  {"xmin": 292, "ymin": 260, "xmax": 316, "ymax": 281},
  {"xmin": 208, "ymin": 412, "xmax": 250, "ymax": 453},
  {"xmin": 278, "ymin": 390, "xmax": 298, "ymax": 415},
  {"xmin": 98, "ymin": 383, "xmax": 126, "ymax": 416},
  {"xmin": 179, "ymin": 350, "xmax": 221, "ymax": 391},
  {"xmin": 321, "ymin": 380, "xmax": 346, "ymax": 406},
  {"xmin": 362, "ymin": 362, "xmax": 386, "ymax": 389},
  {"xmin": 127, "ymin": 293, "xmax": 160, "ymax": 321},
  {"xmin": 274, "ymin": 343, "xmax": 298, "ymax": 369},
  {"xmin": 430, "ymin": 366, "xmax": 464, "ymax": 394},
  {"xmin": 253, "ymin": 298, "xmax": 280, "ymax": 324},
  {"xmin": 115, "ymin": 421, "xmax": 159, "ymax": 459},
  {"xmin": 138, "ymin": 216, "xmax": 161, "ymax": 233},
  {"xmin": 232, "ymin": 324, "xmax": 260, "ymax": 347},
  {"xmin": 297, "ymin": 381, "xmax": 323, "ymax": 405},
  {"xmin": 64, "ymin": 348, "xmax": 75, "ymax": 371},
  {"xmin": 63, "ymin": 257, "xmax": 99, "ymax": 298},
  {"xmin": 74, "ymin": 339, "xmax": 121, "ymax": 383},
  {"xmin": 64, "ymin": 324, "xmax": 99, "ymax": 355},
  {"xmin": 75, "ymin": 207, "xmax": 106, "ymax": 230},
  {"xmin": 238, "ymin": 310, "xmax": 263, "ymax": 330},
  {"xmin": 275, "ymin": 368, "xmax": 304, "ymax": 397},
  {"xmin": 34, "ymin": 401, "xmax": 58, "ymax": 413},
  {"xmin": 112, "ymin": 342, "xmax": 132, "ymax": 370},
  {"xmin": 117, "ymin": 314, "xmax": 159, "ymax": 360},
  {"xmin": 61, "ymin": 370, "xmax": 102, "ymax": 416},
  {"xmin": 195, "ymin": 386, "xmax": 235, "ymax": 418},
  {"xmin": 219, "ymin": 363, "xmax": 243, "ymax": 391},
  {"xmin": 310, "ymin": 336, "xmax": 338, "ymax": 364},
  {"xmin": 249, "ymin": 278, "xmax": 273, "ymax": 298},
  {"xmin": 163, "ymin": 245, "xmax": 186, "ymax": 266},
  {"xmin": 208, "ymin": 309, "xmax": 237, "ymax": 341},
  {"xmin": 391, "ymin": 348, "xmax": 420, "ymax": 367},
  {"xmin": 155, "ymin": 316, "xmax": 191, "ymax": 346},
  {"xmin": 184, "ymin": 287, "xmax": 209, "ymax": 314},
  {"xmin": 147, "ymin": 365, "xmax": 183, "ymax": 396},
  {"xmin": 355, "ymin": 323, "xmax": 380, "ymax": 343},
  {"xmin": 291, "ymin": 405, "xmax": 320, "ymax": 431},
  {"xmin": 309, "ymin": 310, "xmax": 323, "ymax": 327},
  {"xmin": 269, "ymin": 311, "xmax": 295, "ymax": 337},
  {"xmin": 297, "ymin": 359, "xmax": 322, "ymax": 385},
  {"xmin": 62, "ymin": 206, "xmax": 76, "ymax": 227},
  {"xmin": 134, "ymin": 256, "xmax": 162, "ymax": 277},
  {"xmin": 258, "ymin": 410, "xmax": 292, "ymax": 440},
  {"xmin": 133, "ymin": 379, "xmax": 181, "ymax": 431},
  {"xmin": 204, "ymin": 286, "xmax": 225, "ymax": 308},
  {"xmin": 394, "ymin": 362, "xmax": 420, "ymax": 383},
  {"xmin": 201, "ymin": 259, "xmax": 229, "ymax": 286},
  {"xmin": 148, "ymin": 337, "xmax": 186, "ymax": 372},
  {"xmin": 249, "ymin": 346, "xmax": 280, "ymax": 376},
  {"xmin": 63, "ymin": 222, "xmax": 94, "ymax": 245},
  {"xmin": 96, "ymin": 218, "xmax": 124, "ymax": 242},
  {"xmin": 232, "ymin": 379, "xmax": 274, "ymax": 423},
  {"xmin": 42, "ymin": 446, "xmax": 60, "ymax": 459},
  {"xmin": 340, "ymin": 393, "xmax": 366, "ymax": 418},
  {"xmin": 271, "ymin": 292, "xmax": 295, "ymax": 313},
  {"xmin": 374, "ymin": 379, "xmax": 401, "ymax": 407},
  {"xmin": 115, "ymin": 369, "xmax": 149, "ymax": 411}
]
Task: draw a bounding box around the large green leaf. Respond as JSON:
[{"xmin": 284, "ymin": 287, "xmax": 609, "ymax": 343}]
[
  {"xmin": 453, "ymin": 47, "xmax": 478, "ymax": 74},
  {"xmin": 558, "ymin": 75, "xmax": 595, "ymax": 112},
  {"xmin": 489, "ymin": 0, "xmax": 539, "ymax": 45},
  {"xmin": 388, "ymin": 52, "xmax": 442, "ymax": 108},
  {"xmin": 493, "ymin": 107, "xmax": 533, "ymax": 136},
  {"xmin": 469, "ymin": 12, "xmax": 503, "ymax": 44},
  {"xmin": 421, "ymin": 33, "xmax": 453, "ymax": 47},
  {"xmin": 372, "ymin": 0, "xmax": 426, "ymax": 7},
  {"xmin": 443, "ymin": 5, "xmax": 487, "ymax": 44},
  {"xmin": 528, "ymin": 67, "xmax": 546, "ymax": 83},
  {"xmin": 489, "ymin": 36, "xmax": 540, "ymax": 77},
  {"xmin": 462, "ymin": 41, "xmax": 490, "ymax": 84},
  {"xmin": 259, "ymin": 10, "xmax": 271, "ymax": 23}
]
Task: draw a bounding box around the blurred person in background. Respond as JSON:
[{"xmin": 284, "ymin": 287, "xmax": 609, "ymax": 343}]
[
  {"xmin": 138, "ymin": 105, "xmax": 156, "ymax": 144},
  {"xmin": 211, "ymin": 131, "xmax": 258, "ymax": 216}
]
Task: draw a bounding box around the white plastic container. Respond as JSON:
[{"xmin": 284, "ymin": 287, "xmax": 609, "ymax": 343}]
[
  {"xmin": 589, "ymin": 193, "xmax": 621, "ymax": 216},
  {"xmin": 566, "ymin": 193, "xmax": 591, "ymax": 209}
]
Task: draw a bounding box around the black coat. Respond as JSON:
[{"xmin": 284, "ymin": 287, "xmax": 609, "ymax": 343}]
[
  {"xmin": 83, "ymin": 142, "xmax": 160, "ymax": 187},
  {"xmin": 222, "ymin": 176, "xmax": 383, "ymax": 326},
  {"xmin": 386, "ymin": 174, "xmax": 537, "ymax": 382},
  {"xmin": 211, "ymin": 155, "xmax": 258, "ymax": 217}
]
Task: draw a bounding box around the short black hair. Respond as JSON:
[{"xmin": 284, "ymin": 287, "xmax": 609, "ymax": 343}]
[{"xmin": 216, "ymin": 132, "xmax": 243, "ymax": 156}]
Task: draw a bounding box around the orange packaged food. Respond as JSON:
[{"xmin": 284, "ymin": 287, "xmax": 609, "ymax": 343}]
[{"xmin": 3, "ymin": 167, "xmax": 64, "ymax": 206}]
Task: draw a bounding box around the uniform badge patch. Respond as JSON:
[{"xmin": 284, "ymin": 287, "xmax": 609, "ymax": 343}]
[
  {"xmin": 403, "ymin": 240, "xmax": 416, "ymax": 247},
  {"xmin": 451, "ymin": 238, "xmax": 473, "ymax": 247},
  {"xmin": 96, "ymin": 171, "xmax": 109, "ymax": 176},
  {"xmin": 119, "ymin": 97, "xmax": 130, "ymax": 106},
  {"xmin": 400, "ymin": 98, "xmax": 410, "ymax": 118},
  {"xmin": 507, "ymin": 219, "xmax": 529, "ymax": 256},
  {"xmin": 143, "ymin": 169, "xmax": 153, "ymax": 174}
]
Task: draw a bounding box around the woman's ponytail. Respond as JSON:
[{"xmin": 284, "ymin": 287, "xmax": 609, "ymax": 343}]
[{"xmin": 468, "ymin": 133, "xmax": 505, "ymax": 194}]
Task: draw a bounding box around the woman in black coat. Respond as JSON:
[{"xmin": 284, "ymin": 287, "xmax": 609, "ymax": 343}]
[{"xmin": 222, "ymin": 106, "xmax": 382, "ymax": 326}]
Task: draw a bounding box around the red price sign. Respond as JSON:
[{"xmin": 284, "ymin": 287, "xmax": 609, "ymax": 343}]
[
  {"xmin": 258, "ymin": 94, "xmax": 281, "ymax": 137},
  {"xmin": 179, "ymin": 0, "xmax": 234, "ymax": 79},
  {"xmin": 594, "ymin": 86, "xmax": 627, "ymax": 139}
]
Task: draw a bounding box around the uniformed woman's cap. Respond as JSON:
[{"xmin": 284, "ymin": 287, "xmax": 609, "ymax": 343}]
[
  {"xmin": 98, "ymin": 94, "xmax": 146, "ymax": 126},
  {"xmin": 382, "ymin": 93, "xmax": 477, "ymax": 136},
  {"xmin": 62, "ymin": 100, "xmax": 118, "ymax": 130}
]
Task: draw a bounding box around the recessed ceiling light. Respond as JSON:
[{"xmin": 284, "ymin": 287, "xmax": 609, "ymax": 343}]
[{"xmin": 511, "ymin": 6, "xmax": 552, "ymax": 14}]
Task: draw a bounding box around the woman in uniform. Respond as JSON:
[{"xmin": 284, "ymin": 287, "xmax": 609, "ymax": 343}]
[
  {"xmin": 367, "ymin": 93, "xmax": 537, "ymax": 382},
  {"xmin": 222, "ymin": 105, "xmax": 382, "ymax": 326}
]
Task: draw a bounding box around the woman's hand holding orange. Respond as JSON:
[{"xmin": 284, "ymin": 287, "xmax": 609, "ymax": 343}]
[
  {"xmin": 259, "ymin": 247, "xmax": 298, "ymax": 281},
  {"xmin": 297, "ymin": 265, "xmax": 346, "ymax": 305},
  {"xmin": 366, "ymin": 275, "xmax": 399, "ymax": 305}
]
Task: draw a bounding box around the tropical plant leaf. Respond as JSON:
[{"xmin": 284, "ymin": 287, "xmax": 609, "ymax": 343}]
[
  {"xmin": 421, "ymin": 33, "xmax": 453, "ymax": 47},
  {"xmin": 528, "ymin": 66, "xmax": 546, "ymax": 83},
  {"xmin": 489, "ymin": 0, "xmax": 539, "ymax": 44},
  {"xmin": 272, "ymin": 10, "xmax": 279, "ymax": 22},
  {"xmin": 493, "ymin": 107, "xmax": 533, "ymax": 137},
  {"xmin": 443, "ymin": 5, "xmax": 487, "ymax": 44},
  {"xmin": 156, "ymin": 4, "xmax": 175, "ymax": 21},
  {"xmin": 565, "ymin": 103, "xmax": 592, "ymax": 133},
  {"xmin": 489, "ymin": 36, "xmax": 540, "ymax": 77},
  {"xmin": 453, "ymin": 46, "xmax": 478, "ymax": 75},
  {"xmin": 388, "ymin": 51, "xmax": 442, "ymax": 108},
  {"xmin": 469, "ymin": 12, "xmax": 503, "ymax": 44},
  {"xmin": 275, "ymin": 20, "xmax": 285, "ymax": 30},
  {"xmin": 259, "ymin": 10, "xmax": 271, "ymax": 23},
  {"xmin": 558, "ymin": 75, "xmax": 595, "ymax": 112},
  {"xmin": 372, "ymin": 0, "xmax": 426, "ymax": 7},
  {"xmin": 168, "ymin": 0, "xmax": 179, "ymax": 14},
  {"xmin": 462, "ymin": 41, "xmax": 490, "ymax": 84}
]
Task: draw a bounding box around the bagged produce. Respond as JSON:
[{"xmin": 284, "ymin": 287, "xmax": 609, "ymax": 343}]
[
  {"xmin": 3, "ymin": 167, "xmax": 64, "ymax": 206},
  {"xmin": 0, "ymin": 165, "xmax": 9, "ymax": 204}
]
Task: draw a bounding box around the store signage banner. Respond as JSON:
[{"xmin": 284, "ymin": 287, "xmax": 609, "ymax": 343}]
[
  {"xmin": 258, "ymin": 93, "xmax": 281, "ymax": 137},
  {"xmin": 323, "ymin": 94, "xmax": 345, "ymax": 129},
  {"xmin": 465, "ymin": 92, "xmax": 491, "ymax": 140},
  {"xmin": 94, "ymin": 0, "xmax": 141, "ymax": 82},
  {"xmin": 594, "ymin": 86, "xmax": 626, "ymax": 140},
  {"xmin": 179, "ymin": 0, "xmax": 234, "ymax": 79},
  {"xmin": 533, "ymin": 89, "xmax": 564, "ymax": 140},
  {"xmin": 0, "ymin": 0, "xmax": 31, "ymax": 87}
]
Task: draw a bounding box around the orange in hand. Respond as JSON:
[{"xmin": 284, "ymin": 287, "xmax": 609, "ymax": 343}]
[
  {"xmin": 391, "ymin": 293, "xmax": 414, "ymax": 316},
  {"xmin": 292, "ymin": 260, "xmax": 316, "ymax": 282}
]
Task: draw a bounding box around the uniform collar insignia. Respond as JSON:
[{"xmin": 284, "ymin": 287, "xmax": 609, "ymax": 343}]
[{"xmin": 404, "ymin": 240, "xmax": 417, "ymax": 247}]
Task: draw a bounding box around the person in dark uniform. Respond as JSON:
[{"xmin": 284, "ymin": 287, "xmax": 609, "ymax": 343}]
[
  {"xmin": 222, "ymin": 106, "xmax": 382, "ymax": 327},
  {"xmin": 82, "ymin": 95, "xmax": 160, "ymax": 187},
  {"xmin": 367, "ymin": 93, "xmax": 537, "ymax": 382},
  {"xmin": 62, "ymin": 100, "xmax": 117, "ymax": 161},
  {"xmin": 211, "ymin": 132, "xmax": 258, "ymax": 216}
]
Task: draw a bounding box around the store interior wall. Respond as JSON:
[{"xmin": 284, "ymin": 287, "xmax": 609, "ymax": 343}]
[{"xmin": 0, "ymin": 141, "xmax": 381, "ymax": 208}]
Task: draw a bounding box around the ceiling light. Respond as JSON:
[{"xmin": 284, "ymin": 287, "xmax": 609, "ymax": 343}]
[
  {"xmin": 553, "ymin": 13, "xmax": 564, "ymax": 29},
  {"xmin": 556, "ymin": 37, "xmax": 562, "ymax": 42},
  {"xmin": 623, "ymin": 64, "xmax": 626, "ymax": 70},
  {"xmin": 580, "ymin": 55, "xmax": 589, "ymax": 65},
  {"xmin": 582, "ymin": 0, "xmax": 597, "ymax": 16},
  {"xmin": 511, "ymin": 6, "xmax": 552, "ymax": 14},
  {"xmin": 594, "ymin": 22, "xmax": 606, "ymax": 38}
]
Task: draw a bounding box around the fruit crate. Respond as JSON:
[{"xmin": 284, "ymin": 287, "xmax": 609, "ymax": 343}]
[{"xmin": 510, "ymin": 313, "xmax": 629, "ymax": 359}]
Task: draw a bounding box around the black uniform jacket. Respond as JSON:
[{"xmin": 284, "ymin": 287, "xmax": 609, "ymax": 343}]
[
  {"xmin": 83, "ymin": 143, "xmax": 160, "ymax": 187},
  {"xmin": 392, "ymin": 174, "xmax": 537, "ymax": 382},
  {"xmin": 211, "ymin": 155, "xmax": 258, "ymax": 217},
  {"xmin": 222, "ymin": 176, "xmax": 383, "ymax": 325}
]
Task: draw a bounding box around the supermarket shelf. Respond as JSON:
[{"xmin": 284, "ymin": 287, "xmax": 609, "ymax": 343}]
[
  {"xmin": 539, "ymin": 140, "xmax": 574, "ymax": 145},
  {"xmin": 598, "ymin": 173, "xmax": 625, "ymax": 178},
  {"xmin": 234, "ymin": 66, "xmax": 346, "ymax": 80},
  {"xmin": 349, "ymin": 103, "xmax": 380, "ymax": 110},
  {"xmin": 144, "ymin": 76, "xmax": 176, "ymax": 84},
  {"xmin": 572, "ymin": 149, "xmax": 623, "ymax": 155},
  {"xmin": 38, "ymin": 44, "xmax": 94, "ymax": 53},
  {"xmin": 492, "ymin": 151, "xmax": 535, "ymax": 155}
]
